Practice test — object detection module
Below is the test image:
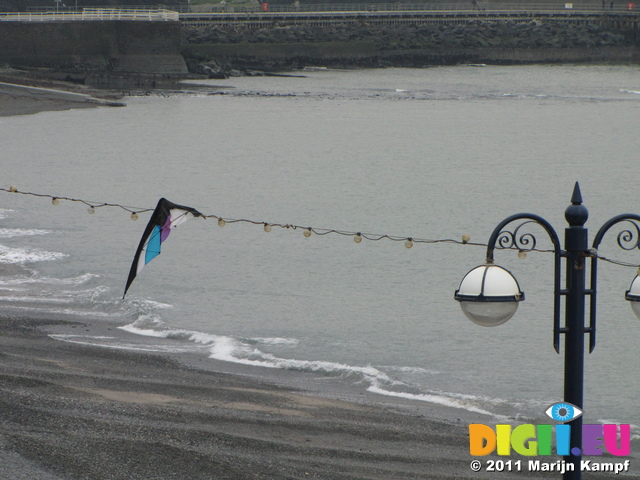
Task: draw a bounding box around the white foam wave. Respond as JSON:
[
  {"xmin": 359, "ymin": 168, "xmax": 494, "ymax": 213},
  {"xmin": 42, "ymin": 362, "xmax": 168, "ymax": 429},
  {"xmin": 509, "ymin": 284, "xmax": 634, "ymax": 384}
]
[
  {"xmin": 0, "ymin": 285, "xmax": 113, "ymax": 322},
  {"xmin": 50, "ymin": 334, "xmax": 199, "ymax": 353},
  {"xmin": 379, "ymin": 365, "xmax": 441, "ymax": 375},
  {"xmin": 119, "ymin": 324, "xmax": 502, "ymax": 417},
  {"xmin": 3, "ymin": 304, "xmax": 113, "ymax": 317},
  {"xmin": 121, "ymin": 324, "xmax": 397, "ymax": 381},
  {"xmin": 120, "ymin": 323, "xmax": 176, "ymax": 338},
  {"xmin": 137, "ymin": 299, "xmax": 173, "ymax": 309},
  {"xmin": 0, "ymin": 273, "xmax": 98, "ymax": 286},
  {"xmin": 0, "ymin": 244, "xmax": 66, "ymax": 264},
  {"xmin": 0, "ymin": 295, "xmax": 75, "ymax": 304},
  {"xmin": 248, "ymin": 337, "xmax": 299, "ymax": 346},
  {"xmin": 0, "ymin": 286, "xmax": 27, "ymax": 292},
  {"xmin": 620, "ymin": 89, "xmax": 640, "ymax": 95},
  {"xmin": 119, "ymin": 299, "xmax": 172, "ymax": 327},
  {"xmin": 0, "ymin": 228, "xmax": 51, "ymax": 238},
  {"xmin": 0, "ymin": 209, "xmax": 12, "ymax": 220},
  {"xmin": 367, "ymin": 383, "xmax": 500, "ymax": 418}
]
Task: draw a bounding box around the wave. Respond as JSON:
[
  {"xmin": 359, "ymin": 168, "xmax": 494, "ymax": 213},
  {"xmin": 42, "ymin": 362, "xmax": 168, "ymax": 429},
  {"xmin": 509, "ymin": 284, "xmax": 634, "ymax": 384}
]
[
  {"xmin": 0, "ymin": 210, "xmax": 62, "ymax": 263},
  {"xmin": 120, "ymin": 322, "xmax": 513, "ymax": 418},
  {"xmin": 0, "ymin": 243, "xmax": 65, "ymax": 264},
  {"xmin": 0, "ymin": 272, "xmax": 98, "ymax": 286},
  {"xmin": 367, "ymin": 383, "xmax": 500, "ymax": 418},
  {"xmin": 0, "ymin": 284, "xmax": 109, "ymax": 302},
  {"xmin": 1, "ymin": 295, "xmax": 76, "ymax": 304},
  {"xmin": 50, "ymin": 334, "xmax": 202, "ymax": 353},
  {"xmin": 0, "ymin": 228, "xmax": 51, "ymax": 238},
  {"xmin": 122, "ymin": 323, "xmax": 395, "ymax": 379},
  {"xmin": 241, "ymin": 336, "xmax": 300, "ymax": 347},
  {"xmin": 0, "ymin": 209, "xmax": 12, "ymax": 220},
  {"xmin": 378, "ymin": 365, "xmax": 441, "ymax": 375},
  {"xmin": 0, "ymin": 273, "xmax": 125, "ymax": 322},
  {"xmin": 4, "ymin": 303, "xmax": 114, "ymax": 317}
]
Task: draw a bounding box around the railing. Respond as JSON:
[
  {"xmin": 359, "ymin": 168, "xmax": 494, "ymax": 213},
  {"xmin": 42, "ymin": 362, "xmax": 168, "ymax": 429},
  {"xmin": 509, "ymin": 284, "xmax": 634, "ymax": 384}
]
[
  {"xmin": 18, "ymin": 2, "xmax": 640, "ymax": 14},
  {"xmin": 185, "ymin": 2, "xmax": 638, "ymax": 13},
  {"xmin": 0, "ymin": 8, "xmax": 180, "ymax": 21}
]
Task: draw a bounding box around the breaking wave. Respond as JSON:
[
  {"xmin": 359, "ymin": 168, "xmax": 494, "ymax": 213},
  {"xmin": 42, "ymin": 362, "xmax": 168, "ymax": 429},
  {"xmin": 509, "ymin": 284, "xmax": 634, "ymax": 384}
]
[
  {"xmin": 0, "ymin": 244, "xmax": 66, "ymax": 263},
  {"xmin": 0, "ymin": 228, "xmax": 51, "ymax": 238},
  {"xmin": 120, "ymin": 321, "xmax": 503, "ymax": 417}
]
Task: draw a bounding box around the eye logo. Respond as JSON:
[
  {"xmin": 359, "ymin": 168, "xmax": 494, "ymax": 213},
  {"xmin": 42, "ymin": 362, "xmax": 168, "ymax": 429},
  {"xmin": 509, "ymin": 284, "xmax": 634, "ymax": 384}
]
[{"xmin": 545, "ymin": 402, "xmax": 583, "ymax": 422}]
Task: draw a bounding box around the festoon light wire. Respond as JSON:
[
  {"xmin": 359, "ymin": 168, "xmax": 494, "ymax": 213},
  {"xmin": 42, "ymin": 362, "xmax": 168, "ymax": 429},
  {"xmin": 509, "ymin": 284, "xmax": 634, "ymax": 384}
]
[{"xmin": 1, "ymin": 185, "xmax": 637, "ymax": 268}]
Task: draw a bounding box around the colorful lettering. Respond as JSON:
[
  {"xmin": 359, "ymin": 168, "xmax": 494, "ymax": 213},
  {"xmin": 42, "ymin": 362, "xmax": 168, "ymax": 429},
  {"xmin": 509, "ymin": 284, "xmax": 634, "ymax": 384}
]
[
  {"xmin": 469, "ymin": 423, "xmax": 631, "ymax": 457},
  {"xmin": 603, "ymin": 424, "xmax": 631, "ymax": 456}
]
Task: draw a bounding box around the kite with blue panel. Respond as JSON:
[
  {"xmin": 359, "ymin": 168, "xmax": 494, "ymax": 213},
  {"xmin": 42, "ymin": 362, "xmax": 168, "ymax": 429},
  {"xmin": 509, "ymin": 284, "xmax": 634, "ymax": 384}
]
[{"xmin": 123, "ymin": 198, "xmax": 202, "ymax": 297}]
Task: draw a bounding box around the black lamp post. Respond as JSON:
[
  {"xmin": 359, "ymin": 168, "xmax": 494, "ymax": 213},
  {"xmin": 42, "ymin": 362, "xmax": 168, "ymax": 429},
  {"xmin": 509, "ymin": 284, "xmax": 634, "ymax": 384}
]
[{"xmin": 455, "ymin": 182, "xmax": 640, "ymax": 480}]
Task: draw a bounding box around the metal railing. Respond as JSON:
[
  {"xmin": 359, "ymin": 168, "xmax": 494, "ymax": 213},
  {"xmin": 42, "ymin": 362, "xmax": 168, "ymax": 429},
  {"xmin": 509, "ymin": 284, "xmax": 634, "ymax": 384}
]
[
  {"xmin": 185, "ymin": 2, "xmax": 638, "ymax": 13},
  {"xmin": 0, "ymin": 8, "xmax": 180, "ymax": 21},
  {"xmin": 17, "ymin": 2, "xmax": 640, "ymax": 14}
]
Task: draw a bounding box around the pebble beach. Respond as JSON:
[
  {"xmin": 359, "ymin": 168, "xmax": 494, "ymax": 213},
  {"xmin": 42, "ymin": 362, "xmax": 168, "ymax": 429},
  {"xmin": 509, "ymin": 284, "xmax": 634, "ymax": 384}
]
[{"xmin": 2, "ymin": 315, "xmax": 637, "ymax": 479}]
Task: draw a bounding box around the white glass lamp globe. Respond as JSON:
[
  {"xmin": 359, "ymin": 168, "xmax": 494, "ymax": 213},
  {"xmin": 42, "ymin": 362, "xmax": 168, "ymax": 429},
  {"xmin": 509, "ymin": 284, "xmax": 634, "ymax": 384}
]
[
  {"xmin": 625, "ymin": 275, "xmax": 640, "ymax": 320},
  {"xmin": 455, "ymin": 264, "xmax": 524, "ymax": 327}
]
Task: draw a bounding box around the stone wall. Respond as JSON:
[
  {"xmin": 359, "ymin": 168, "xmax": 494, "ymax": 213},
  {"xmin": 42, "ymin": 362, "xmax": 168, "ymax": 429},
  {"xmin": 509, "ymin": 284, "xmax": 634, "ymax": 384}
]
[{"xmin": 182, "ymin": 18, "xmax": 640, "ymax": 71}]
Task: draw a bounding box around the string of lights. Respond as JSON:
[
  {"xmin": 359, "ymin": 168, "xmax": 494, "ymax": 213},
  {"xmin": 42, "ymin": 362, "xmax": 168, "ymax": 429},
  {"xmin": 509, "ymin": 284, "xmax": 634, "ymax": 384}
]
[{"xmin": 2, "ymin": 185, "xmax": 638, "ymax": 269}]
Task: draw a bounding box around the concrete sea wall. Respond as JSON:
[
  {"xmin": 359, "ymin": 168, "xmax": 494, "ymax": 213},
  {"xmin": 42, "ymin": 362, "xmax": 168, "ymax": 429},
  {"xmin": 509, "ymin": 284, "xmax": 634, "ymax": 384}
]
[{"xmin": 0, "ymin": 20, "xmax": 187, "ymax": 75}]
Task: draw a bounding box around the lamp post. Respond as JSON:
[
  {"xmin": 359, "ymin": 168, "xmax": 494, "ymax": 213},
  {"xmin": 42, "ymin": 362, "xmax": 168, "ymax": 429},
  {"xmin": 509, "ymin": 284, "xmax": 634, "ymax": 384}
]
[{"xmin": 455, "ymin": 182, "xmax": 640, "ymax": 480}]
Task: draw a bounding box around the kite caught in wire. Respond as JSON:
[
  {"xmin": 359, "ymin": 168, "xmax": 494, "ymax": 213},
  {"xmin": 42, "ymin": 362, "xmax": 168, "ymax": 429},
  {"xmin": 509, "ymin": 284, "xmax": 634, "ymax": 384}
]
[{"xmin": 123, "ymin": 198, "xmax": 203, "ymax": 297}]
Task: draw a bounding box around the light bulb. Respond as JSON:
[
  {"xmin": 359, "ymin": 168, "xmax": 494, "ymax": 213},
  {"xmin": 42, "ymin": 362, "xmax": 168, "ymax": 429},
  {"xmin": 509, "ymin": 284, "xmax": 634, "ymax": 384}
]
[
  {"xmin": 87, "ymin": 206, "xmax": 95, "ymax": 214},
  {"xmin": 303, "ymin": 228, "xmax": 312, "ymax": 237},
  {"xmin": 518, "ymin": 250, "xmax": 527, "ymax": 259},
  {"xmin": 264, "ymin": 223, "xmax": 271, "ymax": 232},
  {"xmin": 9, "ymin": 186, "xmax": 17, "ymax": 193},
  {"xmin": 131, "ymin": 212, "xmax": 139, "ymax": 221},
  {"xmin": 218, "ymin": 218, "xmax": 226, "ymax": 227},
  {"xmin": 52, "ymin": 198, "xmax": 59, "ymax": 206},
  {"xmin": 405, "ymin": 238, "xmax": 413, "ymax": 249},
  {"xmin": 354, "ymin": 233, "xmax": 362, "ymax": 243}
]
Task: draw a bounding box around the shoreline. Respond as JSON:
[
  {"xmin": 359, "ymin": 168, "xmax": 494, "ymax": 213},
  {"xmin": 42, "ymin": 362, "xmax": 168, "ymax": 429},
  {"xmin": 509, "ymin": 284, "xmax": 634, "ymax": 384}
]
[
  {"xmin": 0, "ymin": 315, "xmax": 478, "ymax": 479},
  {"xmin": 2, "ymin": 315, "xmax": 637, "ymax": 479},
  {"xmin": 0, "ymin": 74, "xmax": 126, "ymax": 117}
]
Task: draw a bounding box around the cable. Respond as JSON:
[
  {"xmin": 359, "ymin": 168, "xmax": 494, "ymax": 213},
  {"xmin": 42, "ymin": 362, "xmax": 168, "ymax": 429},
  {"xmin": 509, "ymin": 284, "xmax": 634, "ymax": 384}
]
[{"xmin": 3, "ymin": 185, "xmax": 639, "ymax": 267}]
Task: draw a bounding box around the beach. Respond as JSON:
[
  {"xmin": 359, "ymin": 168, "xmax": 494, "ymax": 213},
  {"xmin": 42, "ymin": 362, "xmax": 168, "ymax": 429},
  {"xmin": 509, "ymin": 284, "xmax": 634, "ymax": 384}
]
[
  {"xmin": 1, "ymin": 315, "xmax": 635, "ymax": 480},
  {"xmin": 0, "ymin": 74, "xmax": 125, "ymax": 117},
  {"xmin": 0, "ymin": 315, "xmax": 474, "ymax": 480}
]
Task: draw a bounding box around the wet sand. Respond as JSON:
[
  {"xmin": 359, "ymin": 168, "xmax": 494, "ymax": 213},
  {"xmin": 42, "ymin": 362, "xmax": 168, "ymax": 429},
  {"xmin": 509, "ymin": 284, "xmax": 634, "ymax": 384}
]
[
  {"xmin": 1, "ymin": 316, "xmax": 635, "ymax": 479},
  {"xmin": 0, "ymin": 79, "xmax": 125, "ymax": 117}
]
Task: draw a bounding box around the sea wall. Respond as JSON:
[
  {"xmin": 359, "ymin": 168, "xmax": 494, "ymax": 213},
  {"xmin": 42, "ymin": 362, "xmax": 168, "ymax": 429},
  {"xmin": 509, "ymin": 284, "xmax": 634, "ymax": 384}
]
[
  {"xmin": 182, "ymin": 18, "xmax": 640, "ymax": 71},
  {"xmin": 0, "ymin": 21, "xmax": 187, "ymax": 75}
]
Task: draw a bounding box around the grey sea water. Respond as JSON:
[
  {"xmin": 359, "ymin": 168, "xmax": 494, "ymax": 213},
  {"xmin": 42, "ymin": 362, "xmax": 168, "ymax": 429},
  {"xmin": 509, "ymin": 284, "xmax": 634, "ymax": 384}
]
[{"xmin": 1, "ymin": 65, "xmax": 640, "ymax": 435}]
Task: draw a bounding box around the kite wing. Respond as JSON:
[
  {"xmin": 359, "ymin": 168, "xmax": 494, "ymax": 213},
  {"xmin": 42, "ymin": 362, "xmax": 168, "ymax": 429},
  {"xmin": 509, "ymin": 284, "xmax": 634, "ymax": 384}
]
[{"xmin": 123, "ymin": 198, "xmax": 203, "ymax": 297}]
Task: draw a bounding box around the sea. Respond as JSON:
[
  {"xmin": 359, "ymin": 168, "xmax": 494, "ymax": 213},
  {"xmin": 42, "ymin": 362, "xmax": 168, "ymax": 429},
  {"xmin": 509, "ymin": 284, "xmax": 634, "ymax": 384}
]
[{"xmin": 1, "ymin": 64, "xmax": 640, "ymax": 440}]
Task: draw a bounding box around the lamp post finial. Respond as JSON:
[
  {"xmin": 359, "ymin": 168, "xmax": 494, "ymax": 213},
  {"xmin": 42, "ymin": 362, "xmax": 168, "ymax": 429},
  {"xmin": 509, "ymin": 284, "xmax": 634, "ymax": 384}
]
[
  {"xmin": 571, "ymin": 182, "xmax": 583, "ymax": 205},
  {"xmin": 566, "ymin": 182, "xmax": 588, "ymax": 227}
]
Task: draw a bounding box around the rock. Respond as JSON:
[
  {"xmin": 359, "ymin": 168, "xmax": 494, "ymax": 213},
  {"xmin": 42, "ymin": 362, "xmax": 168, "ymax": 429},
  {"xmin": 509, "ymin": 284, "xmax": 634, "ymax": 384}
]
[{"xmin": 181, "ymin": 18, "xmax": 637, "ymax": 70}]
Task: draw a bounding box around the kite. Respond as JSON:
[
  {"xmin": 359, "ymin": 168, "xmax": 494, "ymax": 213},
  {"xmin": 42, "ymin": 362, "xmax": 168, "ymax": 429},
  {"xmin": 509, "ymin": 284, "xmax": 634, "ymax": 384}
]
[{"xmin": 123, "ymin": 198, "xmax": 203, "ymax": 297}]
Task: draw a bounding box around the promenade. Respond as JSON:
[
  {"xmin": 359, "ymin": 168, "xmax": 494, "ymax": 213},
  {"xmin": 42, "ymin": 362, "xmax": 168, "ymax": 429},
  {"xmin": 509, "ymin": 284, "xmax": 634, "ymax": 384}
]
[{"xmin": 180, "ymin": 10, "xmax": 640, "ymax": 28}]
